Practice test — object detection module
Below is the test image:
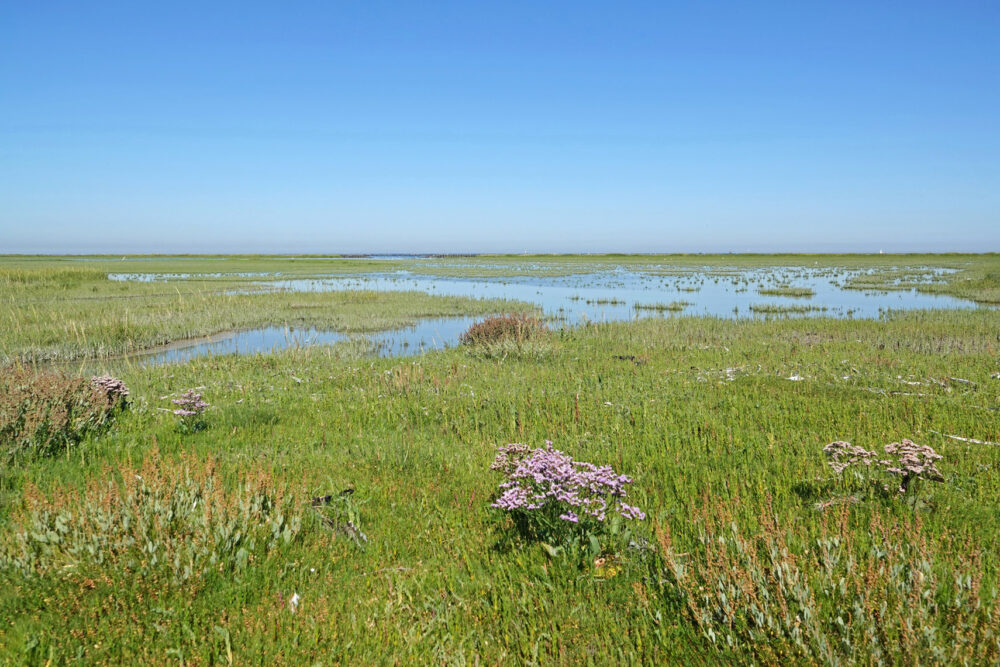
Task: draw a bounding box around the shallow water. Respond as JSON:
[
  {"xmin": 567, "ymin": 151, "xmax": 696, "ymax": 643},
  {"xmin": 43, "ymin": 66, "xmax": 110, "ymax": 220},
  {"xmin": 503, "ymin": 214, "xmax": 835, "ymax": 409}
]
[
  {"xmin": 134, "ymin": 317, "xmax": 480, "ymax": 365},
  {"xmin": 111, "ymin": 266, "xmax": 978, "ymax": 365}
]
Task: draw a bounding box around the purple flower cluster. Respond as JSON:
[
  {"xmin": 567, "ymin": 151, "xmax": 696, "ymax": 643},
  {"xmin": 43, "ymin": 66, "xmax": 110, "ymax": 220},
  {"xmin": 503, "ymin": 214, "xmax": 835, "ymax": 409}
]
[
  {"xmin": 171, "ymin": 389, "xmax": 209, "ymax": 417},
  {"xmin": 883, "ymin": 439, "xmax": 943, "ymax": 481},
  {"xmin": 823, "ymin": 438, "xmax": 944, "ymax": 493},
  {"xmin": 490, "ymin": 440, "xmax": 645, "ymax": 523},
  {"xmin": 90, "ymin": 375, "xmax": 130, "ymax": 401},
  {"xmin": 822, "ymin": 441, "xmax": 882, "ymax": 474}
]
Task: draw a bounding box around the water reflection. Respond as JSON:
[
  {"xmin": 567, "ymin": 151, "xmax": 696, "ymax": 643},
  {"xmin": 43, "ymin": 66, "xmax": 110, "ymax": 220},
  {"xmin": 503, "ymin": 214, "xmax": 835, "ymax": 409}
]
[{"xmin": 111, "ymin": 266, "xmax": 978, "ymax": 365}]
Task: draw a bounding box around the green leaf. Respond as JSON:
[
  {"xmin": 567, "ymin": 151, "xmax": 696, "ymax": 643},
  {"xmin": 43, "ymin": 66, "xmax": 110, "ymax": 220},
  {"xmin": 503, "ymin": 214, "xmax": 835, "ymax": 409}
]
[{"xmin": 540, "ymin": 542, "xmax": 562, "ymax": 559}]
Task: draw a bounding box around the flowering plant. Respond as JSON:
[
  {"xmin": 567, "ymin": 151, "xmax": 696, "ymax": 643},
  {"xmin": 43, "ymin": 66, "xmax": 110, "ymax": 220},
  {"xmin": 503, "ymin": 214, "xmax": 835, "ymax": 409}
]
[
  {"xmin": 490, "ymin": 441, "xmax": 644, "ymax": 546},
  {"xmin": 89, "ymin": 375, "xmax": 130, "ymax": 408},
  {"xmin": 824, "ymin": 439, "xmax": 944, "ymax": 494},
  {"xmin": 171, "ymin": 389, "xmax": 210, "ymax": 432}
]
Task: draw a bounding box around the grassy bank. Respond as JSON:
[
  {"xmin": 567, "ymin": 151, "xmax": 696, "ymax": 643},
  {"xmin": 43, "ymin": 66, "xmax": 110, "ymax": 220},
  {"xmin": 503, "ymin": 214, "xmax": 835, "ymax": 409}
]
[
  {"xmin": 1, "ymin": 265, "xmax": 532, "ymax": 364},
  {"xmin": 2, "ymin": 308, "xmax": 999, "ymax": 663}
]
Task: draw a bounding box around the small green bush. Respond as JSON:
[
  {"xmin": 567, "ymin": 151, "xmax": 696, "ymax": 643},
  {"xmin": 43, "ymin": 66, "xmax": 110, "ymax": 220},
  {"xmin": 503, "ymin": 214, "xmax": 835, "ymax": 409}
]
[{"xmin": 0, "ymin": 369, "xmax": 129, "ymax": 464}]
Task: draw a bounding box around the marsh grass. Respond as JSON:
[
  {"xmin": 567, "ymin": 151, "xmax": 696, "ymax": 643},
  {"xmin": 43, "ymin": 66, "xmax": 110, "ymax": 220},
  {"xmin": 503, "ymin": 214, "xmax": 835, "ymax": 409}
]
[
  {"xmin": 1, "ymin": 265, "xmax": 535, "ymax": 363},
  {"xmin": 634, "ymin": 300, "xmax": 692, "ymax": 312},
  {"xmin": 757, "ymin": 286, "xmax": 816, "ymax": 297}
]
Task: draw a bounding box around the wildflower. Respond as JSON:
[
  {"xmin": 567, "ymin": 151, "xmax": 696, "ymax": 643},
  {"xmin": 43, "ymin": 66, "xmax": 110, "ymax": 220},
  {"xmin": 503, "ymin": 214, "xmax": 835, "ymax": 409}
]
[
  {"xmin": 170, "ymin": 389, "xmax": 210, "ymax": 432},
  {"xmin": 89, "ymin": 375, "xmax": 130, "ymax": 401},
  {"xmin": 823, "ymin": 439, "xmax": 944, "ymax": 493},
  {"xmin": 490, "ymin": 441, "xmax": 644, "ymax": 524},
  {"xmin": 171, "ymin": 389, "xmax": 209, "ymax": 417}
]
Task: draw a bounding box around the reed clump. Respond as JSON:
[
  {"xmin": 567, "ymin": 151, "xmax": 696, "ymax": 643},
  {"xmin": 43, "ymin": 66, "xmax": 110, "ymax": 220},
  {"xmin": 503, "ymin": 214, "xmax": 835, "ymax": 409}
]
[{"xmin": 459, "ymin": 313, "xmax": 547, "ymax": 346}]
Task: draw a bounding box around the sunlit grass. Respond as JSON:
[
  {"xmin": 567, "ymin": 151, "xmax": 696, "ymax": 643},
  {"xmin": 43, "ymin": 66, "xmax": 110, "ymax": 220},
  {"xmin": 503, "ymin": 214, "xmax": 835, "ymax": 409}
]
[{"xmin": 2, "ymin": 256, "xmax": 1000, "ymax": 662}]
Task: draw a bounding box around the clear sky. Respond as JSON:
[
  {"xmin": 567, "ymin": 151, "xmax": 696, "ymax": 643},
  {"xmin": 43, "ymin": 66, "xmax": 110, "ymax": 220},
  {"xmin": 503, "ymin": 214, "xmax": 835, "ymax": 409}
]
[{"xmin": 2, "ymin": 1, "xmax": 998, "ymax": 254}]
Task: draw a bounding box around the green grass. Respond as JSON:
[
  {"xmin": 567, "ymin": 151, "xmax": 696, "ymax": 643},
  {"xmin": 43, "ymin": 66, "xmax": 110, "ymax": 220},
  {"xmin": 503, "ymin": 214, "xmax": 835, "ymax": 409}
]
[
  {"xmin": 749, "ymin": 303, "xmax": 829, "ymax": 314},
  {"xmin": 2, "ymin": 256, "xmax": 1000, "ymax": 663},
  {"xmin": 1, "ymin": 266, "xmax": 533, "ymax": 364},
  {"xmin": 757, "ymin": 286, "xmax": 816, "ymax": 297},
  {"xmin": 633, "ymin": 300, "xmax": 692, "ymax": 312},
  {"xmin": 2, "ymin": 307, "xmax": 1000, "ymax": 663}
]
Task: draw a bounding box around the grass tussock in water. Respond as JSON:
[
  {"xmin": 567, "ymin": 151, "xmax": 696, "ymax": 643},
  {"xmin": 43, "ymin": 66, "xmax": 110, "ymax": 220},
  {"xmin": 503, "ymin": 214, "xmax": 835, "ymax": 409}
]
[
  {"xmin": 633, "ymin": 300, "xmax": 692, "ymax": 312},
  {"xmin": 750, "ymin": 303, "xmax": 829, "ymax": 314},
  {"xmin": 757, "ymin": 285, "xmax": 816, "ymax": 297}
]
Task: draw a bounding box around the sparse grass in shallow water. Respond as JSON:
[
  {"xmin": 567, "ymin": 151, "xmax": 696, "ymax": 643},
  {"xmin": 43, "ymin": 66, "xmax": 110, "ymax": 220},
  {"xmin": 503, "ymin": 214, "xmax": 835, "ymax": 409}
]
[
  {"xmin": 757, "ymin": 286, "xmax": 816, "ymax": 297},
  {"xmin": 633, "ymin": 300, "xmax": 693, "ymax": 312},
  {"xmin": 750, "ymin": 303, "xmax": 829, "ymax": 314}
]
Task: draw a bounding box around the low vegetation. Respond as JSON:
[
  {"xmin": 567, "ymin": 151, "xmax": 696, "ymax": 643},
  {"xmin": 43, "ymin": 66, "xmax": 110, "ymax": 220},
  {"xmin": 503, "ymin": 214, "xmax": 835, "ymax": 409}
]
[
  {"xmin": 1, "ymin": 451, "xmax": 301, "ymax": 584},
  {"xmin": 1, "ymin": 369, "xmax": 129, "ymax": 465},
  {"xmin": 758, "ymin": 285, "xmax": 816, "ymax": 297},
  {"xmin": 1, "ymin": 255, "xmax": 999, "ymax": 663},
  {"xmin": 634, "ymin": 300, "xmax": 692, "ymax": 312}
]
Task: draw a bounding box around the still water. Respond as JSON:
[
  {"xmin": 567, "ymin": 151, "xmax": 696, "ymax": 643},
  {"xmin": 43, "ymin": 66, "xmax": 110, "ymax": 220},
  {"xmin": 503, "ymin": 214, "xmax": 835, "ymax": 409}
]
[{"xmin": 112, "ymin": 266, "xmax": 977, "ymax": 365}]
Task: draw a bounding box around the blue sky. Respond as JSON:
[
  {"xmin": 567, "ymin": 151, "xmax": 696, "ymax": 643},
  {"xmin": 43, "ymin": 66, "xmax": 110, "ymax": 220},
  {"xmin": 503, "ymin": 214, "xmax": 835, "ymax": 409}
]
[{"xmin": 1, "ymin": 1, "xmax": 998, "ymax": 253}]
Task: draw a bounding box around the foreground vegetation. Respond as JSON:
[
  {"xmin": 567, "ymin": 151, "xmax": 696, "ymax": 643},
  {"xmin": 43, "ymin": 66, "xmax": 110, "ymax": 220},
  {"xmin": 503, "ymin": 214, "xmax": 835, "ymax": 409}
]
[{"xmin": 2, "ymin": 298, "xmax": 1000, "ymax": 662}]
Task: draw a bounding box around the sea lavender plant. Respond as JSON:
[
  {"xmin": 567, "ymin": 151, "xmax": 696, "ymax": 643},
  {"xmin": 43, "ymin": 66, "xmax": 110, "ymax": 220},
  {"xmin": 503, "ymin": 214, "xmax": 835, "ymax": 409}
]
[
  {"xmin": 883, "ymin": 439, "xmax": 944, "ymax": 492},
  {"xmin": 89, "ymin": 375, "xmax": 130, "ymax": 407},
  {"xmin": 823, "ymin": 438, "xmax": 944, "ymax": 494},
  {"xmin": 490, "ymin": 440, "xmax": 645, "ymax": 544},
  {"xmin": 171, "ymin": 389, "xmax": 209, "ymax": 432}
]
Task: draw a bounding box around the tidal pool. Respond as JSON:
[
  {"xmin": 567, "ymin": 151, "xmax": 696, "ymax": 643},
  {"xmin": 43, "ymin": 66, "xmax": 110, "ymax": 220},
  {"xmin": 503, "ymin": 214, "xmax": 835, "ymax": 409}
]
[
  {"xmin": 133, "ymin": 317, "xmax": 480, "ymax": 365},
  {"xmin": 110, "ymin": 265, "xmax": 979, "ymax": 365}
]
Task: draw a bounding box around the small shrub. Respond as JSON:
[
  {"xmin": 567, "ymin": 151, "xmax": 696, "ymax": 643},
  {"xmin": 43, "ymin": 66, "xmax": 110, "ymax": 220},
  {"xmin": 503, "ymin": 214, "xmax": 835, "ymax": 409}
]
[
  {"xmin": 0, "ymin": 451, "xmax": 301, "ymax": 585},
  {"xmin": 0, "ymin": 368, "xmax": 129, "ymax": 464},
  {"xmin": 490, "ymin": 441, "xmax": 645, "ymax": 552},
  {"xmin": 459, "ymin": 313, "xmax": 546, "ymax": 347}
]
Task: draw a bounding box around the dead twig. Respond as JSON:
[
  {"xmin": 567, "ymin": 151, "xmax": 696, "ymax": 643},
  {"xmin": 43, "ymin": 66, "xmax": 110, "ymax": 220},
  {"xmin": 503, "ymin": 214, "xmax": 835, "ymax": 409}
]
[{"xmin": 929, "ymin": 430, "xmax": 1000, "ymax": 446}]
